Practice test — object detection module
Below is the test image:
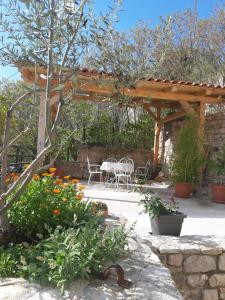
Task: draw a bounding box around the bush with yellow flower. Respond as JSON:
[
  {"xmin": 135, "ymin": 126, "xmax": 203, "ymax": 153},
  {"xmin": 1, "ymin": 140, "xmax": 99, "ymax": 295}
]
[{"xmin": 9, "ymin": 170, "xmax": 100, "ymax": 237}]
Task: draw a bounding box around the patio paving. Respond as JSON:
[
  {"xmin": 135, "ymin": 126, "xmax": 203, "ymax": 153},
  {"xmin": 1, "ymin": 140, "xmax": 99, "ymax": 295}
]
[{"xmin": 84, "ymin": 181, "xmax": 225, "ymax": 237}]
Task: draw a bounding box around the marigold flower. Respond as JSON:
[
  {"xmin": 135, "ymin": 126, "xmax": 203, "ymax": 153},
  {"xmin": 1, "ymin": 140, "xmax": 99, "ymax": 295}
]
[
  {"xmin": 77, "ymin": 193, "xmax": 83, "ymax": 200},
  {"xmin": 55, "ymin": 179, "xmax": 63, "ymax": 185},
  {"xmin": 78, "ymin": 185, "xmax": 85, "ymax": 191},
  {"xmin": 63, "ymin": 198, "xmax": 68, "ymax": 203},
  {"xmin": 71, "ymin": 178, "xmax": 80, "ymax": 184},
  {"xmin": 49, "ymin": 167, "xmax": 57, "ymax": 173},
  {"xmin": 62, "ymin": 183, "xmax": 69, "ymax": 187},
  {"xmin": 13, "ymin": 175, "xmax": 19, "ymax": 182},
  {"xmin": 64, "ymin": 175, "xmax": 71, "ymax": 179},
  {"xmin": 53, "ymin": 189, "xmax": 61, "ymax": 194},
  {"xmin": 33, "ymin": 174, "xmax": 40, "ymax": 181},
  {"xmin": 42, "ymin": 173, "xmax": 49, "ymax": 177},
  {"xmin": 5, "ymin": 178, "xmax": 10, "ymax": 184},
  {"xmin": 52, "ymin": 209, "xmax": 61, "ymax": 216}
]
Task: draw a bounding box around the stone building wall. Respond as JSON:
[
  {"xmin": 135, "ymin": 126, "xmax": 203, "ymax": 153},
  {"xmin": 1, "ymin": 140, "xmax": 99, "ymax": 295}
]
[
  {"xmin": 162, "ymin": 112, "xmax": 225, "ymax": 185},
  {"xmin": 150, "ymin": 236, "xmax": 225, "ymax": 300},
  {"xmin": 56, "ymin": 145, "xmax": 152, "ymax": 178}
]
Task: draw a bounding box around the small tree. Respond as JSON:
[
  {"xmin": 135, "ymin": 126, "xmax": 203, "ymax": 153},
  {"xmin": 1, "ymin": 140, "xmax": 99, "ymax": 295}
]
[{"xmin": 0, "ymin": 0, "xmax": 118, "ymax": 232}]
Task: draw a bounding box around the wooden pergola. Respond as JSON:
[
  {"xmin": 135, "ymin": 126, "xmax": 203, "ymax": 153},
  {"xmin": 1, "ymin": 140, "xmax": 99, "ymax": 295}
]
[{"xmin": 17, "ymin": 63, "xmax": 225, "ymax": 170}]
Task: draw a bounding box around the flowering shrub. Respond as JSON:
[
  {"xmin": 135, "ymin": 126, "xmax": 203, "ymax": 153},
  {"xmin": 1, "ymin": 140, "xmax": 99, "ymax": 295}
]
[
  {"xmin": 8, "ymin": 172, "xmax": 98, "ymax": 237},
  {"xmin": 0, "ymin": 223, "xmax": 128, "ymax": 293}
]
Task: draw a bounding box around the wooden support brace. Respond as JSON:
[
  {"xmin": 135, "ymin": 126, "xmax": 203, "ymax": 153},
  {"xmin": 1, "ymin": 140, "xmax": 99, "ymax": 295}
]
[
  {"xmin": 161, "ymin": 110, "xmax": 187, "ymax": 124},
  {"xmin": 180, "ymin": 101, "xmax": 197, "ymax": 115},
  {"xmin": 143, "ymin": 104, "xmax": 158, "ymax": 121}
]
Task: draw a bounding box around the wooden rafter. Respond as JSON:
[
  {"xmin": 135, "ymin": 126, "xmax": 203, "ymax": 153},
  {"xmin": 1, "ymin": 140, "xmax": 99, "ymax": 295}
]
[{"xmin": 161, "ymin": 110, "xmax": 187, "ymax": 124}]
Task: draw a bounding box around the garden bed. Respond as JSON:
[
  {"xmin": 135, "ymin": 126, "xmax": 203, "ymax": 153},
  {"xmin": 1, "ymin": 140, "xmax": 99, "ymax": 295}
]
[{"xmin": 0, "ymin": 170, "xmax": 128, "ymax": 294}]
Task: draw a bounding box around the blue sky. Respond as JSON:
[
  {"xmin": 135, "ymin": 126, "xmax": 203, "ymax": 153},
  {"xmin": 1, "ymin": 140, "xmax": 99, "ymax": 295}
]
[{"xmin": 0, "ymin": 0, "xmax": 223, "ymax": 80}]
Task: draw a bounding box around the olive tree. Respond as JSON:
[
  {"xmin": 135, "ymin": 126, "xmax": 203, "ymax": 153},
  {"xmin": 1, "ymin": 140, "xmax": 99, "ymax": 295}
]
[{"xmin": 0, "ymin": 0, "xmax": 118, "ymax": 232}]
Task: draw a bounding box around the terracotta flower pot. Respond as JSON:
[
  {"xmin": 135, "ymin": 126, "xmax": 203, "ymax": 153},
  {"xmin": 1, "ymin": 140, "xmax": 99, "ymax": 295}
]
[
  {"xmin": 175, "ymin": 182, "xmax": 193, "ymax": 198},
  {"xmin": 212, "ymin": 185, "xmax": 225, "ymax": 204}
]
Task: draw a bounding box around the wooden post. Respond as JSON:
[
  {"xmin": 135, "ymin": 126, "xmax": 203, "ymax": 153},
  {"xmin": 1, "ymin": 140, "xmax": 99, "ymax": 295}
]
[
  {"xmin": 153, "ymin": 107, "xmax": 162, "ymax": 172},
  {"xmin": 198, "ymin": 102, "xmax": 205, "ymax": 142},
  {"xmin": 37, "ymin": 93, "xmax": 46, "ymax": 156}
]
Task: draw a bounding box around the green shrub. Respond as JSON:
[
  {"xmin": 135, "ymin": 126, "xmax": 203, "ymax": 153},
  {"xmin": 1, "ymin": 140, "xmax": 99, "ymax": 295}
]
[
  {"xmin": 0, "ymin": 223, "xmax": 128, "ymax": 293},
  {"xmin": 170, "ymin": 116, "xmax": 205, "ymax": 184},
  {"xmin": 8, "ymin": 175, "xmax": 99, "ymax": 237}
]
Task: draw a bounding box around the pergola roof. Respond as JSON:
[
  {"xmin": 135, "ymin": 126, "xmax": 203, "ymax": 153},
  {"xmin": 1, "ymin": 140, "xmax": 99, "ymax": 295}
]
[
  {"xmin": 17, "ymin": 62, "xmax": 225, "ymax": 171},
  {"xmin": 17, "ymin": 63, "xmax": 225, "ymax": 108}
]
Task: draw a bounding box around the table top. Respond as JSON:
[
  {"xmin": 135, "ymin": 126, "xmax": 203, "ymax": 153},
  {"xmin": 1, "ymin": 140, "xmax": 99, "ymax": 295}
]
[{"xmin": 100, "ymin": 161, "xmax": 134, "ymax": 173}]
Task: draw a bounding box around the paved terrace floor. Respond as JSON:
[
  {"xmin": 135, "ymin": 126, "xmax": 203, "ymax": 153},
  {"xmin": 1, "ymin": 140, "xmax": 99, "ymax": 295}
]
[{"xmin": 83, "ymin": 181, "xmax": 225, "ymax": 237}]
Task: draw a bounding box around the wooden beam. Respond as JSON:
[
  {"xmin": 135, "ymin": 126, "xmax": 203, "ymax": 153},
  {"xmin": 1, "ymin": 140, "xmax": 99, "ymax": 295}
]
[
  {"xmin": 76, "ymin": 81, "xmax": 224, "ymax": 103},
  {"xmin": 143, "ymin": 104, "xmax": 158, "ymax": 121},
  {"xmin": 161, "ymin": 110, "xmax": 187, "ymax": 124}
]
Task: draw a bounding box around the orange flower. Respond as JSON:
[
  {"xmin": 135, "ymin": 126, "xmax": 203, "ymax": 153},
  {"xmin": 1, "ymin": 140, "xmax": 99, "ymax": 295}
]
[
  {"xmin": 77, "ymin": 193, "xmax": 83, "ymax": 201},
  {"xmin": 62, "ymin": 183, "xmax": 69, "ymax": 187},
  {"xmin": 5, "ymin": 178, "xmax": 10, "ymax": 184},
  {"xmin": 78, "ymin": 185, "xmax": 85, "ymax": 191},
  {"xmin": 64, "ymin": 175, "xmax": 71, "ymax": 180},
  {"xmin": 13, "ymin": 175, "xmax": 19, "ymax": 182},
  {"xmin": 42, "ymin": 173, "xmax": 49, "ymax": 177},
  {"xmin": 55, "ymin": 179, "xmax": 63, "ymax": 185},
  {"xmin": 49, "ymin": 167, "xmax": 57, "ymax": 174},
  {"xmin": 63, "ymin": 198, "xmax": 68, "ymax": 203},
  {"xmin": 52, "ymin": 209, "xmax": 61, "ymax": 216},
  {"xmin": 53, "ymin": 189, "xmax": 61, "ymax": 194},
  {"xmin": 33, "ymin": 174, "xmax": 40, "ymax": 181},
  {"xmin": 71, "ymin": 179, "xmax": 80, "ymax": 184}
]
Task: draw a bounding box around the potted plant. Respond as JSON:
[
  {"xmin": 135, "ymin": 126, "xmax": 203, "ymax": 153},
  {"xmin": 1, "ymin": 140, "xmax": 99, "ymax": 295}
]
[
  {"xmin": 170, "ymin": 116, "xmax": 205, "ymax": 198},
  {"xmin": 211, "ymin": 144, "xmax": 225, "ymax": 203},
  {"xmin": 139, "ymin": 190, "xmax": 186, "ymax": 236}
]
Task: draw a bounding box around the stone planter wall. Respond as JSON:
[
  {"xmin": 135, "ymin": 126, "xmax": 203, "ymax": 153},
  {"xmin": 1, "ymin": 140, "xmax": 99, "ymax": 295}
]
[{"xmin": 149, "ymin": 236, "xmax": 225, "ymax": 300}]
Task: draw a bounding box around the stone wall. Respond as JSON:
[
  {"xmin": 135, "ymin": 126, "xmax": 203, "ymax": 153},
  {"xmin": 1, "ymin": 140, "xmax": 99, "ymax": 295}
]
[
  {"xmin": 162, "ymin": 112, "xmax": 225, "ymax": 185},
  {"xmin": 55, "ymin": 145, "xmax": 152, "ymax": 179},
  {"xmin": 150, "ymin": 236, "xmax": 225, "ymax": 300}
]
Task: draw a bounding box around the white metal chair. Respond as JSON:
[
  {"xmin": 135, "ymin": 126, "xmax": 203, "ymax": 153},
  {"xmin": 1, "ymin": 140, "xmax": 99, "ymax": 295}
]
[
  {"xmin": 114, "ymin": 157, "xmax": 134, "ymax": 189},
  {"xmin": 134, "ymin": 160, "xmax": 151, "ymax": 180},
  {"xmin": 105, "ymin": 157, "xmax": 117, "ymax": 183},
  {"xmin": 87, "ymin": 156, "xmax": 102, "ymax": 185}
]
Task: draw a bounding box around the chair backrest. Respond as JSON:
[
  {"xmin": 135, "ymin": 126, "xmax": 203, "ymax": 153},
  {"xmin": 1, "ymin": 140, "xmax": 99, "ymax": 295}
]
[
  {"xmin": 144, "ymin": 160, "xmax": 151, "ymax": 177},
  {"xmin": 87, "ymin": 156, "xmax": 91, "ymax": 172},
  {"xmin": 106, "ymin": 157, "xmax": 117, "ymax": 162},
  {"xmin": 119, "ymin": 157, "xmax": 134, "ymax": 174}
]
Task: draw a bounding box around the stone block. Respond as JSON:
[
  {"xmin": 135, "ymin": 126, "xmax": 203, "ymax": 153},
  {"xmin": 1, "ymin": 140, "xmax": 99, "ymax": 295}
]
[
  {"xmin": 202, "ymin": 289, "xmax": 218, "ymax": 300},
  {"xmin": 183, "ymin": 255, "xmax": 216, "ymax": 273},
  {"xmin": 168, "ymin": 254, "xmax": 183, "ymax": 266},
  {"xmin": 200, "ymin": 246, "xmax": 222, "ymax": 255},
  {"xmin": 180, "ymin": 244, "xmax": 200, "ymax": 254},
  {"xmin": 171, "ymin": 273, "xmax": 186, "ymax": 288},
  {"xmin": 219, "ymin": 253, "xmax": 225, "ymax": 271},
  {"xmin": 209, "ymin": 274, "xmax": 225, "ymax": 287},
  {"xmin": 187, "ymin": 274, "xmax": 208, "ymax": 288},
  {"xmin": 220, "ymin": 287, "xmax": 225, "ymax": 300}
]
